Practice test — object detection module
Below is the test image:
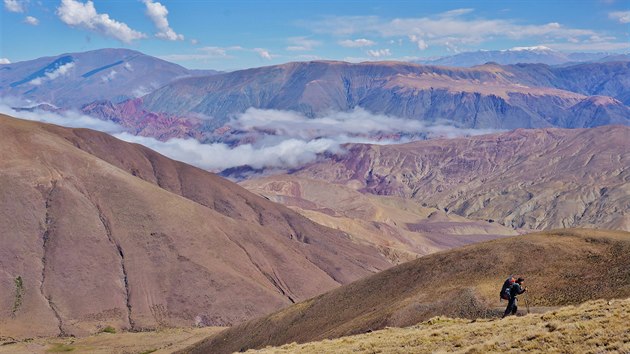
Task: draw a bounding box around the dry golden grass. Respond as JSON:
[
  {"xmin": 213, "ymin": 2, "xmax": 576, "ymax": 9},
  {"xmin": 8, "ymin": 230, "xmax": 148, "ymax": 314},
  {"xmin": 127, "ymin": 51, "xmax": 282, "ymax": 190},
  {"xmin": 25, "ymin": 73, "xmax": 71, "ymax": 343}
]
[
  {"xmin": 0, "ymin": 327, "xmax": 223, "ymax": 354},
  {"xmin": 252, "ymin": 298, "xmax": 630, "ymax": 354},
  {"xmin": 182, "ymin": 229, "xmax": 630, "ymax": 354}
]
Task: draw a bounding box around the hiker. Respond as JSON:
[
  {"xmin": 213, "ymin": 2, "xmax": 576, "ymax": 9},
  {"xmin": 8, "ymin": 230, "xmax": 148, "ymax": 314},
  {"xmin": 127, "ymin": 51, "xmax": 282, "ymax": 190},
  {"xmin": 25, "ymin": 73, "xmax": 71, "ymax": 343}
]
[{"xmin": 502, "ymin": 277, "xmax": 527, "ymax": 318}]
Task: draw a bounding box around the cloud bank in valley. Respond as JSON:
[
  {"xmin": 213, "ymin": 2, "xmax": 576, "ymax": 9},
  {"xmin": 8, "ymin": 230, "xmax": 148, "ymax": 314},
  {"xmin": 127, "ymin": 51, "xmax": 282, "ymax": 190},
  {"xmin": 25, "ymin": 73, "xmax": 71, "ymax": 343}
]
[
  {"xmin": 117, "ymin": 107, "xmax": 501, "ymax": 172},
  {"xmin": 0, "ymin": 100, "xmax": 122, "ymax": 133},
  {"xmin": 2, "ymin": 100, "xmax": 501, "ymax": 173}
]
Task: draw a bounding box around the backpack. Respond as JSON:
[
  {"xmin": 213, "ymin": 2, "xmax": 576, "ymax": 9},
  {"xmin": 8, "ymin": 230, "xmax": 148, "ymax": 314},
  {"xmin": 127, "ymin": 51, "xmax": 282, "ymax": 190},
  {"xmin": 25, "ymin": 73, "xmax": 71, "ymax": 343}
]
[{"xmin": 499, "ymin": 276, "xmax": 515, "ymax": 300}]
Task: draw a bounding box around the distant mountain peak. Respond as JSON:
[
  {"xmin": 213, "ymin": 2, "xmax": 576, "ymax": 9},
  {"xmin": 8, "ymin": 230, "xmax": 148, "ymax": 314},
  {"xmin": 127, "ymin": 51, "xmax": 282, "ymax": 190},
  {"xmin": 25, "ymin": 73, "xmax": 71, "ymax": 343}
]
[{"xmin": 506, "ymin": 45, "xmax": 553, "ymax": 52}]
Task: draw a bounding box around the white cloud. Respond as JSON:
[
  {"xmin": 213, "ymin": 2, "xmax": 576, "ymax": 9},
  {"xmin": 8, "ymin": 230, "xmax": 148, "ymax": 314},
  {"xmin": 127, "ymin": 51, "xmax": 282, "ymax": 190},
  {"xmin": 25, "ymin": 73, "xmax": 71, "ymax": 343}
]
[
  {"xmin": 56, "ymin": 0, "xmax": 146, "ymax": 43},
  {"xmin": 294, "ymin": 54, "xmax": 322, "ymax": 61},
  {"xmin": 366, "ymin": 49, "xmax": 392, "ymax": 58},
  {"xmin": 24, "ymin": 15, "xmax": 39, "ymax": 25},
  {"xmin": 114, "ymin": 133, "xmax": 340, "ymax": 171},
  {"xmin": 609, "ymin": 11, "xmax": 630, "ymax": 24},
  {"xmin": 303, "ymin": 11, "xmax": 620, "ymax": 52},
  {"xmin": 254, "ymin": 48, "xmax": 273, "ymax": 60},
  {"xmin": 114, "ymin": 107, "xmax": 500, "ymax": 172},
  {"xmin": 190, "ymin": 38, "xmax": 198, "ymax": 45},
  {"xmin": 338, "ymin": 38, "xmax": 376, "ymax": 47},
  {"xmin": 132, "ymin": 86, "xmax": 153, "ymax": 98},
  {"xmin": 142, "ymin": 0, "xmax": 184, "ymax": 41},
  {"xmin": 408, "ymin": 34, "xmax": 428, "ymax": 50},
  {"xmin": 4, "ymin": 0, "xmax": 24, "ymax": 12},
  {"xmin": 0, "ymin": 58, "xmax": 10, "ymax": 64},
  {"xmin": 286, "ymin": 36, "xmax": 320, "ymax": 51},
  {"xmin": 0, "ymin": 100, "xmax": 123, "ymax": 133},
  {"xmin": 439, "ymin": 8, "xmax": 474, "ymax": 17},
  {"xmin": 160, "ymin": 46, "xmax": 243, "ymax": 62},
  {"xmin": 29, "ymin": 62, "xmax": 75, "ymax": 85},
  {"xmin": 101, "ymin": 69, "xmax": 117, "ymax": 82},
  {"xmin": 0, "ymin": 99, "xmax": 503, "ymax": 173}
]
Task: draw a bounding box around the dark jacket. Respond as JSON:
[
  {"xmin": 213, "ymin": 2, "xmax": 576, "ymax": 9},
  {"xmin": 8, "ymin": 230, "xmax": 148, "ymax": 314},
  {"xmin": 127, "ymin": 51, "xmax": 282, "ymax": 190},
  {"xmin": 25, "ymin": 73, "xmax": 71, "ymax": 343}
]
[{"xmin": 510, "ymin": 282, "xmax": 526, "ymax": 299}]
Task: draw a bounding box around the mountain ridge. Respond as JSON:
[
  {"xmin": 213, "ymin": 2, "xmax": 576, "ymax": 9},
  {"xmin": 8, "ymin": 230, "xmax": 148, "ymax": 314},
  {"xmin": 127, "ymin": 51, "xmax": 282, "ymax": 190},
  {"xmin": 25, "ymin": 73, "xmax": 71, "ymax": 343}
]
[{"xmin": 0, "ymin": 113, "xmax": 391, "ymax": 339}]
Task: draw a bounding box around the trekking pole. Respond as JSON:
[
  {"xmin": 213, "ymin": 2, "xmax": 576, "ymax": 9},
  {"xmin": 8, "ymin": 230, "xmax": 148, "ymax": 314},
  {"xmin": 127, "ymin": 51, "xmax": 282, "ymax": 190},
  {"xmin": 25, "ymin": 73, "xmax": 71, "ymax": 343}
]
[{"xmin": 525, "ymin": 292, "xmax": 530, "ymax": 314}]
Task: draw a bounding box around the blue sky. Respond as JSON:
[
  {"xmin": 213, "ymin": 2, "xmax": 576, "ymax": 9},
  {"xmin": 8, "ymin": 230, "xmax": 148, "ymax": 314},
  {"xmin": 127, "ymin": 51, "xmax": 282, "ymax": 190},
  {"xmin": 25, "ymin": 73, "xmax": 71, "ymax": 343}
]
[{"xmin": 1, "ymin": 0, "xmax": 629, "ymax": 70}]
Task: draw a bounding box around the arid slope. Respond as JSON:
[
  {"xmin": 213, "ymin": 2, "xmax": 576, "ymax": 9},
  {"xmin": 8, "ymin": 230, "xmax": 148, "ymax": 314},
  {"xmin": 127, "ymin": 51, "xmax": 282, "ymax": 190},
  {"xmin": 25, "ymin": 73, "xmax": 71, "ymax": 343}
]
[
  {"xmin": 183, "ymin": 229, "xmax": 630, "ymax": 354},
  {"xmin": 242, "ymin": 175, "xmax": 519, "ymax": 263},
  {"xmin": 290, "ymin": 126, "xmax": 630, "ymax": 231},
  {"xmin": 0, "ymin": 114, "xmax": 391, "ymax": 339}
]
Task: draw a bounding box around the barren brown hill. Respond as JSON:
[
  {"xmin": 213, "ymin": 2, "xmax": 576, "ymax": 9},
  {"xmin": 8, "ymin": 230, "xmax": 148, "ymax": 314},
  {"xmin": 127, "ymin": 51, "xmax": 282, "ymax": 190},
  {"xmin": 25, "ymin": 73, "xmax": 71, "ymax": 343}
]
[
  {"xmin": 0, "ymin": 114, "xmax": 391, "ymax": 339},
  {"xmin": 289, "ymin": 126, "xmax": 630, "ymax": 231},
  {"xmin": 183, "ymin": 229, "xmax": 630, "ymax": 354},
  {"xmin": 242, "ymin": 175, "xmax": 518, "ymax": 263}
]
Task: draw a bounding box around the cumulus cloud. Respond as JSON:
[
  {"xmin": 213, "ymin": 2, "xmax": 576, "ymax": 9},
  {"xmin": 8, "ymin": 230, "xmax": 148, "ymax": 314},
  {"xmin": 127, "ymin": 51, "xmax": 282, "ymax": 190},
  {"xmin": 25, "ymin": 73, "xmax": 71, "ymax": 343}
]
[
  {"xmin": 4, "ymin": 0, "xmax": 24, "ymax": 12},
  {"xmin": 338, "ymin": 38, "xmax": 376, "ymax": 47},
  {"xmin": 142, "ymin": 0, "xmax": 184, "ymax": 41},
  {"xmin": 0, "ymin": 58, "xmax": 10, "ymax": 64},
  {"xmin": 302, "ymin": 10, "xmax": 622, "ymax": 51},
  {"xmin": 366, "ymin": 49, "xmax": 392, "ymax": 58},
  {"xmin": 254, "ymin": 48, "xmax": 273, "ymax": 60},
  {"xmin": 609, "ymin": 11, "xmax": 630, "ymax": 24},
  {"xmin": 29, "ymin": 62, "xmax": 75, "ymax": 85},
  {"xmin": 286, "ymin": 36, "xmax": 320, "ymax": 51},
  {"xmin": 0, "ymin": 100, "xmax": 123, "ymax": 133},
  {"xmin": 408, "ymin": 34, "xmax": 428, "ymax": 50},
  {"xmin": 56, "ymin": 0, "xmax": 146, "ymax": 43},
  {"xmin": 24, "ymin": 15, "xmax": 39, "ymax": 25}
]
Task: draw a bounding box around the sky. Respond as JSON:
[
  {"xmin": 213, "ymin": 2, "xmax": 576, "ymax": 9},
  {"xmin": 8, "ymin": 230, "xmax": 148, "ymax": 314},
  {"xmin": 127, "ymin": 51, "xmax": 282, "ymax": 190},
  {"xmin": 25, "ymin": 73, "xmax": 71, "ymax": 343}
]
[{"xmin": 1, "ymin": 0, "xmax": 629, "ymax": 70}]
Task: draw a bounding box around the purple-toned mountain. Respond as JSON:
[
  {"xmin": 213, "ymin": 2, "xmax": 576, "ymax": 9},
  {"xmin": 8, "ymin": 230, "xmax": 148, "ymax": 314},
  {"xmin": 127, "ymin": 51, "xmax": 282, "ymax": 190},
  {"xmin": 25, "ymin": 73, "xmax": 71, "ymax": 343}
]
[
  {"xmin": 137, "ymin": 60, "xmax": 629, "ymax": 130},
  {"xmin": 0, "ymin": 48, "xmax": 219, "ymax": 108},
  {"xmin": 415, "ymin": 46, "xmax": 621, "ymax": 67},
  {"xmin": 287, "ymin": 125, "xmax": 630, "ymax": 231}
]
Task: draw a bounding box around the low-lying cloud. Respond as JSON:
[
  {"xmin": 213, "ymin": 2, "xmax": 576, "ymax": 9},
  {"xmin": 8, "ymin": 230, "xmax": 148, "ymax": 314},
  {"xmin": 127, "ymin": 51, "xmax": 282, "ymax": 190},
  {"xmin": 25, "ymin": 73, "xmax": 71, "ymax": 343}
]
[
  {"xmin": 115, "ymin": 133, "xmax": 342, "ymax": 171},
  {"xmin": 231, "ymin": 107, "xmax": 499, "ymax": 141},
  {"xmin": 29, "ymin": 62, "xmax": 75, "ymax": 85},
  {"xmin": 2, "ymin": 101, "xmax": 502, "ymax": 173},
  {"xmin": 0, "ymin": 99, "xmax": 122, "ymax": 133}
]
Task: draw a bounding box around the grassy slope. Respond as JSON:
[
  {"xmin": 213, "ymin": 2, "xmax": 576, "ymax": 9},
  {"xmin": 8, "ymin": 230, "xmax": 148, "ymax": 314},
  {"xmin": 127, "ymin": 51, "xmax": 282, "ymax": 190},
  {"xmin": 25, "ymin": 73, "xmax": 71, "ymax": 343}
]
[
  {"xmin": 183, "ymin": 229, "xmax": 630, "ymax": 354},
  {"xmin": 251, "ymin": 298, "xmax": 630, "ymax": 353}
]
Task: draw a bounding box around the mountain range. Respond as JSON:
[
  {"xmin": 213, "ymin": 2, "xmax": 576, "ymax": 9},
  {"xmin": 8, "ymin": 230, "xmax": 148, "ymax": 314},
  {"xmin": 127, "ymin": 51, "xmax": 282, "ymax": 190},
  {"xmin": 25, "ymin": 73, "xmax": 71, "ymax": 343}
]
[
  {"xmin": 0, "ymin": 48, "xmax": 218, "ymax": 108},
  {"xmin": 136, "ymin": 60, "xmax": 630, "ymax": 131},
  {"xmin": 415, "ymin": 46, "xmax": 629, "ymax": 67},
  {"xmin": 2, "ymin": 49, "xmax": 629, "ymax": 145}
]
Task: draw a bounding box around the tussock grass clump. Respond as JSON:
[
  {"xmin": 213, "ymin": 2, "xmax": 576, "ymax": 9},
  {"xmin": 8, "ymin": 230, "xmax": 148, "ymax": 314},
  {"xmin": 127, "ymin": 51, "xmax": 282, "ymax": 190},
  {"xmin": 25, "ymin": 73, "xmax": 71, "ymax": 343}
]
[
  {"xmin": 99, "ymin": 325, "xmax": 116, "ymax": 334},
  {"xmin": 46, "ymin": 343, "xmax": 75, "ymax": 352},
  {"xmin": 11, "ymin": 276, "xmax": 24, "ymax": 317},
  {"xmin": 250, "ymin": 298, "xmax": 630, "ymax": 353}
]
